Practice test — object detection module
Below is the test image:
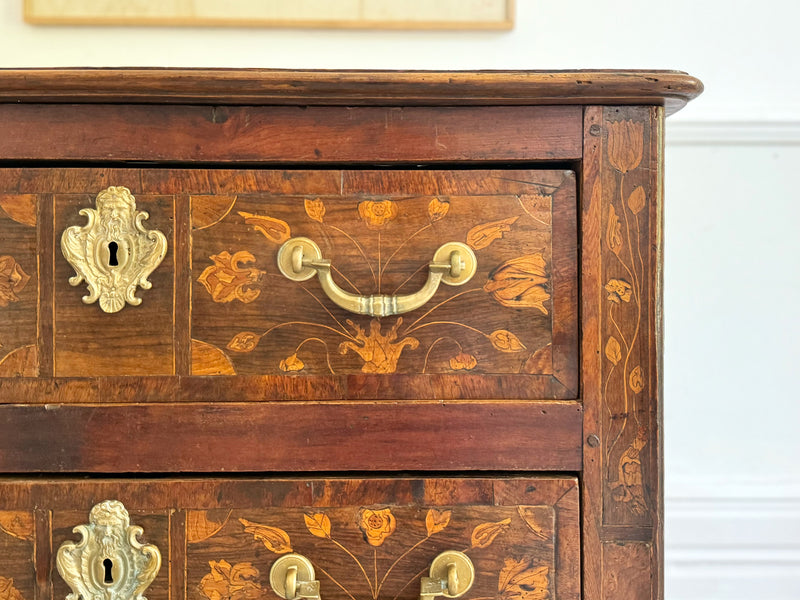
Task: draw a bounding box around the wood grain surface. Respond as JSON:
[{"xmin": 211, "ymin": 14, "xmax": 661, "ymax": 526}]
[
  {"xmin": 0, "ymin": 69, "xmax": 703, "ymax": 114},
  {"xmin": 0, "ymin": 401, "xmax": 582, "ymax": 473},
  {"xmin": 0, "ymin": 477, "xmax": 579, "ymax": 600},
  {"xmin": 0, "ymin": 104, "xmax": 582, "ymax": 163}
]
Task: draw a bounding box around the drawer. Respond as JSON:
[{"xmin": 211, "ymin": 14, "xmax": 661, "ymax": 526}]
[
  {"xmin": 0, "ymin": 167, "xmax": 578, "ymax": 400},
  {"xmin": 0, "ymin": 477, "xmax": 580, "ymax": 600}
]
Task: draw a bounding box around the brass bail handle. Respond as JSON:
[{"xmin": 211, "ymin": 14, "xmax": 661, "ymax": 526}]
[
  {"xmin": 277, "ymin": 237, "xmax": 477, "ymax": 318},
  {"xmin": 269, "ymin": 554, "xmax": 321, "ymax": 600},
  {"xmin": 420, "ymin": 551, "xmax": 475, "ymax": 600}
]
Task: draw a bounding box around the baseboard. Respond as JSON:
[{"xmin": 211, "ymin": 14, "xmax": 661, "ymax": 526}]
[
  {"xmin": 666, "ymin": 120, "xmax": 800, "ymax": 145},
  {"xmin": 665, "ymin": 486, "xmax": 800, "ymax": 599}
]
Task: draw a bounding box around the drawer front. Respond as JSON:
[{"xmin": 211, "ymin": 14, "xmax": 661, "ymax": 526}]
[
  {"xmin": 0, "ymin": 168, "xmax": 577, "ymax": 400},
  {"xmin": 0, "ymin": 477, "xmax": 579, "ymax": 600}
]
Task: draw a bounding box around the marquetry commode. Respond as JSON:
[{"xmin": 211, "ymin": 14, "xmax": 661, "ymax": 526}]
[{"xmin": 0, "ymin": 70, "xmax": 701, "ymax": 600}]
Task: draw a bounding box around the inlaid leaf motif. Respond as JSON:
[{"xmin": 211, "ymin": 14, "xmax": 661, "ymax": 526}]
[
  {"xmin": 489, "ymin": 330, "xmax": 527, "ymax": 353},
  {"xmin": 357, "ymin": 507, "xmax": 396, "ymax": 547},
  {"xmin": 0, "ymin": 577, "xmax": 24, "ymax": 600},
  {"xmin": 449, "ymin": 352, "xmax": 477, "ymax": 371},
  {"xmin": 497, "ymin": 558, "xmax": 550, "ymax": 600},
  {"xmin": 629, "ymin": 365, "xmax": 645, "ymax": 394},
  {"xmin": 191, "ymin": 340, "xmax": 236, "ymax": 376},
  {"xmin": 604, "ymin": 279, "xmax": 633, "ymax": 304},
  {"xmin": 425, "ymin": 508, "xmax": 452, "ymax": 536},
  {"xmin": 466, "ymin": 216, "xmax": 519, "ymax": 250},
  {"xmin": 0, "ymin": 511, "xmax": 34, "ymax": 541},
  {"xmin": 606, "ymin": 205, "xmax": 623, "ymax": 255},
  {"xmin": 238, "ymin": 211, "xmax": 291, "ymax": 244},
  {"xmin": 0, "ymin": 255, "xmax": 30, "ymax": 307},
  {"xmin": 279, "ymin": 353, "xmax": 304, "ymax": 372},
  {"xmin": 627, "ymin": 186, "xmax": 646, "ymax": 215},
  {"xmin": 239, "ymin": 519, "xmax": 292, "ymax": 554},
  {"xmin": 358, "ymin": 200, "xmax": 398, "ymax": 230},
  {"xmin": 470, "ymin": 517, "xmax": 511, "ymax": 548},
  {"xmin": 484, "ymin": 254, "xmax": 549, "ymax": 314},
  {"xmin": 607, "ymin": 119, "xmax": 644, "ymax": 174},
  {"xmin": 427, "ymin": 197, "xmax": 450, "ymax": 222},
  {"xmin": 199, "ymin": 560, "xmax": 261, "ymax": 600},
  {"xmin": 304, "ymin": 198, "xmax": 326, "ymax": 223},
  {"xmin": 605, "ymin": 337, "xmax": 622, "ymax": 366},
  {"xmin": 0, "ymin": 195, "xmax": 37, "ymax": 227},
  {"xmin": 304, "ymin": 513, "xmax": 331, "ymax": 538},
  {"xmin": 227, "ymin": 332, "xmax": 260, "ymax": 353}
]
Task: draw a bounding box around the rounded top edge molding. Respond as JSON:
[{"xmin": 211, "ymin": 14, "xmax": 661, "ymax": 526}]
[{"xmin": 0, "ymin": 68, "xmax": 702, "ymax": 115}]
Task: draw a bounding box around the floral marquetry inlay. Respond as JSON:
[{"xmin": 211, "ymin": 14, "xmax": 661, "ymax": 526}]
[
  {"xmin": 191, "ymin": 502, "xmax": 558, "ymax": 600},
  {"xmin": 190, "ymin": 170, "xmax": 577, "ymax": 390}
]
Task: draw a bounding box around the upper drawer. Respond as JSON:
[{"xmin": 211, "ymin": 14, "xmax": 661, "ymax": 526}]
[{"xmin": 0, "ymin": 167, "xmax": 577, "ymax": 400}]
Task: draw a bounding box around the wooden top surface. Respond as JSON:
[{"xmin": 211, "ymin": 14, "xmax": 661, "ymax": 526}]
[{"xmin": 0, "ymin": 69, "xmax": 702, "ymax": 114}]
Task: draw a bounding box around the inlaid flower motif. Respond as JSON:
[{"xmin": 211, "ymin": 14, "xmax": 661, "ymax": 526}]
[
  {"xmin": 604, "ymin": 278, "xmax": 633, "ymax": 304},
  {"xmin": 227, "ymin": 331, "xmax": 260, "ymax": 353},
  {"xmin": 198, "ymin": 251, "xmax": 264, "ymax": 304},
  {"xmin": 0, "ymin": 577, "xmax": 24, "ymax": 600},
  {"xmin": 339, "ymin": 318, "xmax": 418, "ymax": 374},
  {"xmin": 497, "ymin": 558, "xmax": 550, "ymax": 600},
  {"xmin": 489, "ymin": 330, "xmax": 527, "ymax": 353},
  {"xmin": 199, "ymin": 560, "xmax": 261, "ymax": 600},
  {"xmin": 610, "ymin": 426, "xmax": 649, "ymax": 515},
  {"xmin": 607, "ymin": 119, "xmax": 644, "ymax": 174},
  {"xmin": 449, "ymin": 352, "xmax": 477, "ymax": 371},
  {"xmin": 358, "ymin": 200, "xmax": 398, "ymax": 230},
  {"xmin": 629, "ymin": 365, "xmax": 645, "ymax": 394},
  {"xmin": 0, "ymin": 255, "xmax": 30, "ymax": 307},
  {"xmin": 467, "ymin": 217, "xmax": 519, "ymax": 250},
  {"xmin": 425, "ymin": 508, "xmax": 452, "ymax": 536},
  {"xmin": 357, "ymin": 507, "xmax": 396, "ymax": 547},
  {"xmin": 304, "ymin": 198, "xmax": 326, "ymax": 223},
  {"xmin": 427, "ymin": 197, "xmax": 450, "ymax": 222},
  {"xmin": 484, "ymin": 254, "xmax": 550, "ymax": 314},
  {"xmin": 279, "ymin": 353, "xmax": 305, "ymax": 372}
]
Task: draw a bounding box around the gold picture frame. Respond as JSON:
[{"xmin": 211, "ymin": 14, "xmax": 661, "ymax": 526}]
[{"xmin": 24, "ymin": 0, "xmax": 514, "ymax": 29}]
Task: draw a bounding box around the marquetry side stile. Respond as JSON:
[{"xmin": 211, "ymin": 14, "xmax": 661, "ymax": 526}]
[{"xmin": 582, "ymin": 105, "xmax": 664, "ymax": 600}]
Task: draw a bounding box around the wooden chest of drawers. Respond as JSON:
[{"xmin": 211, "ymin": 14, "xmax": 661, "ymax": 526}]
[{"xmin": 0, "ymin": 69, "xmax": 701, "ymax": 600}]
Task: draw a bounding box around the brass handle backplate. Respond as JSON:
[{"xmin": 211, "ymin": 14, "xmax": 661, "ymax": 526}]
[
  {"xmin": 420, "ymin": 551, "xmax": 475, "ymax": 600},
  {"xmin": 56, "ymin": 500, "xmax": 162, "ymax": 600},
  {"xmin": 277, "ymin": 237, "xmax": 477, "ymax": 317},
  {"xmin": 269, "ymin": 554, "xmax": 321, "ymax": 600},
  {"xmin": 61, "ymin": 186, "xmax": 167, "ymax": 313}
]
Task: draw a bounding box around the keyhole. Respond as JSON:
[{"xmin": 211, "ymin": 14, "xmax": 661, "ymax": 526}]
[
  {"xmin": 108, "ymin": 241, "xmax": 119, "ymax": 267},
  {"xmin": 103, "ymin": 558, "xmax": 114, "ymax": 584}
]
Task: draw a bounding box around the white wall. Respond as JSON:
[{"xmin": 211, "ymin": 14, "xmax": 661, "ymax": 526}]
[{"xmin": 2, "ymin": 0, "xmax": 799, "ymax": 597}]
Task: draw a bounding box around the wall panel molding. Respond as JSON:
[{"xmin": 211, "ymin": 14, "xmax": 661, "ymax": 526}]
[{"xmin": 667, "ymin": 119, "xmax": 800, "ymax": 145}]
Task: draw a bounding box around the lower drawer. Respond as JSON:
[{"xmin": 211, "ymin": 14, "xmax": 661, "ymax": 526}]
[{"xmin": 0, "ymin": 477, "xmax": 579, "ymax": 600}]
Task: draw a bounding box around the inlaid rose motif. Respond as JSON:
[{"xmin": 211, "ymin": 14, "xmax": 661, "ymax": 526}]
[
  {"xmin": 357, "ymin": 507, "xmax": 396, "ymax": 547},
  {"xmin": 358, "ymin": 200, "xmax": 398, "ymax": 229}
]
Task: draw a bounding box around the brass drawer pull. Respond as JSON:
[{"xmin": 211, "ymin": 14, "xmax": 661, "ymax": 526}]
[
  {"xmin": 277, "ymin": 237, "xmax": 477, "ymax": 317},
  {"xmin": 56, "ymin": 500, "xmax": 162, "ymax": 600},
  {"xmin": 269, "ymin": 554, "xmax": 321, "ymax": 600},
  {"xmin": 61, "ymin": 186, "xmax": 167, "ymax": 313},
  {"xmin": 420, "ymin": 551, "xmax": 475, "ymax": 600}
]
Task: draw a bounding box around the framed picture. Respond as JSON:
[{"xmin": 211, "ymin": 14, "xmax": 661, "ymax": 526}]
[{"xmin": 24, "ymin": 0, "xmax": 514, "ymax": 29}]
